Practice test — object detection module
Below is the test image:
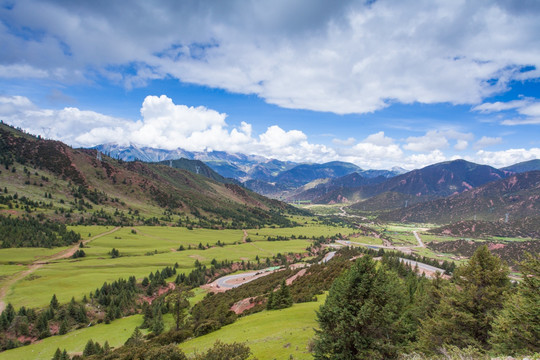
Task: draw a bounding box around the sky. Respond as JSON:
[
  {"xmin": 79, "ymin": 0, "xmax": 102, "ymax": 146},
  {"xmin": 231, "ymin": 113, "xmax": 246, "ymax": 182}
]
[{"xmin": 0, "ymin": 0, "xmax": 539, "ymax": 170}]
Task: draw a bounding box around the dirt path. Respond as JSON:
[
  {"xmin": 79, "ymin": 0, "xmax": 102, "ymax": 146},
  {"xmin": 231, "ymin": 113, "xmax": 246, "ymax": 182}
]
[
  {"xmin": 413, "ymin": 231, "xmax": 425, "ymax": 248},
  {"xmin": 0, "ymin": 226, "xmax": 120, "ymax": 312},
  {"xmin": 242, "ymin": 229, "xmax": 248, "ymax": 243}
]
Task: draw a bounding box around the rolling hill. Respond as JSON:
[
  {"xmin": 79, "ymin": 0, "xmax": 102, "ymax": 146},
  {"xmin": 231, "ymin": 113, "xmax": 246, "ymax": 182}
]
[
  {"xmin": 317, "ymin": 159, "xmax": 511, "ymax": 205},
  {"xmin": 378, "ymin": 170, "xmax": 540, "ymax": 223},
  {"xmin": 501, "ymin": 159, "xmax": 540, "ymax": 173},
  {"xmin": 0, "ymin": 123, "xmax": 303, "ymax": 229}
]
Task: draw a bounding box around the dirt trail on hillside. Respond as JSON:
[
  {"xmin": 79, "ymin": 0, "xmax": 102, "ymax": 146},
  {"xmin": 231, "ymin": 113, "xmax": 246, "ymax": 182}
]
[
  {"xmin": 413, "ymin": 231, "xmax": 426, "ymax": 248},
  {"xmin": 242, "ymin": 230, "xmax": 248, "ymax": 243},
  {"xmin": 0, "ymin": 226, "xmax": 120, "ymax": 312}
]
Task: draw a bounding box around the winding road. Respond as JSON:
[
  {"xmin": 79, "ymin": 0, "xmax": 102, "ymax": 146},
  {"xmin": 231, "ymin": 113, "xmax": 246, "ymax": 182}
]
[
  {"xmin": 0, "ymin": 226, "xmax": 120, "ymax": 312},
  {"xmin": 213, "ymin": 268, "xmax": 279, "ymax": 290},
  {"xmin": 399, "ymin": 258, "xmax": 444, "ymax": 274}
]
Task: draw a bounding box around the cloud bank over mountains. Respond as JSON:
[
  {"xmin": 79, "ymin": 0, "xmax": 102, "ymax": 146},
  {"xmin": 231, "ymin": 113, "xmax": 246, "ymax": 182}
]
[
  {"xmin": 2, "ymin": 94, "xmax": 538, "ymax": 170},
  {"xmin": 0, "ymin": 1, "xmax": 539, "ymax": 169}
]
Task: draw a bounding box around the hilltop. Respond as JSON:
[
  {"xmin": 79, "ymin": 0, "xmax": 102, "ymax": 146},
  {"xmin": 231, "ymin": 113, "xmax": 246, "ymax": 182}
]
[
  {"xmin": 378, "ymin": 171, "xmax": 540, "ymax": 223},
  {"xmin": 0, "ymin": 123, "xmax": 303, "ymax": 229}
]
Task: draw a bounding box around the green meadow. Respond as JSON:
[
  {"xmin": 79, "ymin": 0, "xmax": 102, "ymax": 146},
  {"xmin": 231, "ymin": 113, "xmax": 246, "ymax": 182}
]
[
  {"xmin": 246, "ymin": 224, "xmax": 356, "ymax": 241},
  {"xmin": 0, "ymin": 315, "xmax": 145, "ymax": 360},
  {"xmin": 0, "ymin": 247, "xmax": 70, "ymax": 265},
  {"xmin": 2, "ymin": 225, "xmax": 330, "ymax": 308},
  {"xmin": 180, "ymin": 296, "xmax": 325, "ymax": 360}
]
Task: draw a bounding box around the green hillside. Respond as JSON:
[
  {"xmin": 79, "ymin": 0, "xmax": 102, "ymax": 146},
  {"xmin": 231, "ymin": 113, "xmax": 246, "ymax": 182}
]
[{"xmin": 0, "ymin": 123, "xmax": 305, "ymax": 230}]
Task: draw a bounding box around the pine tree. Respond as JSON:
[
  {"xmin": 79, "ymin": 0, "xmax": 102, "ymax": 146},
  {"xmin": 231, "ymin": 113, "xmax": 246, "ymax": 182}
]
[
  {"xmin": 50, "ymin": 294, "xmax": 59, "ymax": 310},
  {"xmin": 125, "ymin": 327, "xmax": 144, "ymax": 346},
  {"xmin": 490, "ymin": 253, "xmax": 539, "ymax": 355},
  {"xmin": 51, "ymin": 348, "xmax": 62, "ymax": 360},
  {"xmin": 59, "ymin": 319, "xmax": 68, "ymax": 335},
  {"xmin": 313, "ymin": 256, "xmax": 409, "ymax": 359},
  {"xmin": 83, "ymin": 339, "xmax": 96, "ymax": 356},
  {"xmin": 103, "ymin": 340, "xmax": 111, "ymax": 354},
  {"xmin": 4, "ymin": 303, "xmax": 15, "ymax": 324},
  {"xmin": 271, "ymin": 280, "xmax": 293, "ymax": 310},
  {"xmin": 61, "ymin": 349, "xmax": 69, "ymax": 360},
  {"xmin": 266, "ymin": 291, "xmax": 274, "ymax": 310},
  {"xmin": 419, "ymin": 245, "xmax": 510, "ymax": 352},
  {"xmin": 152, "ymin": 310, "xmax": 164, "ymax": 335}
]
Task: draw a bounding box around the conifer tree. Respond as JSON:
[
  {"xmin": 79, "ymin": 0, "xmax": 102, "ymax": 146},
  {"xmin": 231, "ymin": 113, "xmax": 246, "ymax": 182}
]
[
  {"xmin": 490, "ymin": 253, "xmax": 539, "ymax": 355},
  {"xmin": 58, "ymin": 319, "xmax": 67, "ymax": 335},
  {"xmin": 125, "ymin": 327, "xmax": 144, "ymax": 346},
  {"xmin": 51, "ymin": 348, "xmax": 62, "ymax": 360},
  {"xmin": 313, "ymin": 255, "xmax": 408, "ymax": 359},
  {"xmin": 419, "ymin": 245, "xmax": 510, "ymax": 352},
  {"xmin": 50, "ymin": 294, "xmax": 59, "ymax": 310},
  {"xmin": 83, "ymin": 339, "xmax": 96, "ymax": 356},
  {"xmin": 152, "ymin": 311, "xmax": 164, "ymax": 335}
]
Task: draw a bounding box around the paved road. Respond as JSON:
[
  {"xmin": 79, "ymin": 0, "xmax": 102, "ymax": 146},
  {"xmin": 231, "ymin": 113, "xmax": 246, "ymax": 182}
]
[
  {"xmin": 319, "ymin": 251, "xmax": 336, "ymax": 264},
  {"xmin": 335, "ymin": 240, "xmax": 445, "ymax": 275},
  {"xmin": 399, "ymin": 258, "xmax": 445, "ymax": 274},
  {"xmin": 215, "ymin": 268, "xmax": 277, "ymax": 289}
]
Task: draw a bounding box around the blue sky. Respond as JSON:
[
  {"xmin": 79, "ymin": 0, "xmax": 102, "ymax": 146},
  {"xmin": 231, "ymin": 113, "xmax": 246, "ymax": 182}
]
[{"xmin": 0, "ymin": 0, "xmax": 539, "ymax": 169}]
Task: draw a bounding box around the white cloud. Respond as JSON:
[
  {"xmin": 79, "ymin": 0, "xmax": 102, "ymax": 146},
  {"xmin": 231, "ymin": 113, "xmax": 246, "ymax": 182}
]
[
  {"xmin": 404, "ymin": 131, "xmax": 449, "ymax": 152},
  {"xmin": 405, "ymin": 150, "xmax": 447, "ymax": 170},
  {"xmin": 0, "ymin": 64, "xmax": 49, "ymax": 79},
  {"xmin": 0, "ymin": 94, "xmax": 338, "ymax": 163},
  {"xmin": 474, "ymin": 148, "xmax": 540, "ymax": 168},
  {"xmin": 2, "ymin": 94, "xmax": 539, "ymax": 170},
  {"xmin": 501, "ymin": 117, "xmax": 540, "ymax": 126},
  {"xmin": 2, "ymin": 1, "xmax": 540, "ymax": 114},
  {"xmin": 332, "ymin": 137, "xmax": 356, "ymax": 146},
  {"xmin": 474, "ymin": 136, "xmax": 502, "ymax": 149},
  {"xmin": 519, "ymin": 102, "xmax": 540, "ymax": 117},
  {"xmin": 472, "ymin": 99, "xmax": 532, "ymax": 113},
  {"xmin": 404, "ymin": 130, "xmax": 474, "ymax": 152},
  {"xmin": 454, "ymin": 139, "xmax": 469, "ymax": 150},
  {"xmin": 473, "ymin": 98, "xmax": 540, "ymax": 126},
  {"xmin": 363, "ymin": 131, "xmax": 394, "ymax": 146}
]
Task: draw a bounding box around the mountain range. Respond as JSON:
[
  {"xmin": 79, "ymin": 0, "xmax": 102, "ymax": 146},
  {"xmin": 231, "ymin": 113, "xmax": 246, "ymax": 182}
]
[
  {"xmin": 92, "ymin": 143, "xmax": 540, "ymax": 225},
  {"xmin": 0, "ymin": 124, "xmax": 302, "ymax": 228}
]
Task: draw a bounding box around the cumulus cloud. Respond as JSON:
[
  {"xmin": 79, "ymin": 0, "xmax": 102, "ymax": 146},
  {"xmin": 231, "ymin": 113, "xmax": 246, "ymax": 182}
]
[
  {"xmin": 454, "ymin": 140, "xmax": 469, "ymax": 150},
  {"xmin": 404, "ymin": 130, "xmax": 474, "ymax": 152},
  {"xmin": 0, "ymin": 94, "xmax": 338, "ymax": 163},
  {"xmin": 474, "ymin": 136, "xmax": 502, "ymax": 149},
  {"xmin": 2, "ymin": 94, "xmax": 538, "ymax": 170},
  {"xmin": 405, "ymin": 150, "xmax": 447, "ymax": 170},
  {"xmin": 1, "ymin": 1, "xmax": 540, "ymax": 114},
  {"xmin": 332, "ymin": 137, "xmax": 356, "ymax": 146},
  {"xmin": 474, "ymin": 148, "xmax": 540, "ymax": 168}
]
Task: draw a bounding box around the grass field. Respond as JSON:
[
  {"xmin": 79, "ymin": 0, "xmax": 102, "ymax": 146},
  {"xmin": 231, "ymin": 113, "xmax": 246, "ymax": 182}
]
[
  {"xmin": 0, "ymin": 315, "xmax": 144, "ymax": 360},
  {"xmin": 3, "ymin": 226, "xmax": 317, "ymax": 308},
  {"xmin": 180, "ymin": 295, "xmax": 325, "ymax": 360},
  {"xmin": 0, "ymin": 247, "xmax": 70, "ymax": 265},
  {"xmin": 246, "ymin": 225, "xmax": 356, "ymax": 241}
]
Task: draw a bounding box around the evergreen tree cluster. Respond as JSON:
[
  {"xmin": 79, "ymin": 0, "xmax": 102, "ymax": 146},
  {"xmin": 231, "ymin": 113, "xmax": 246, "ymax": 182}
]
[
  {"xmin": 92, "ymin": 277, "xmax": 138, "ymax": 323},
  {"xmin": 313, "ymin": 246, "xmax": 539, "ymax": 359},
  {"xmin": 0, "ymin": 214, "xmax": 81, "ymax": 248},
  {"xmin": 266, "ymin": 280, "xmax": 293, "ymax": 310}
]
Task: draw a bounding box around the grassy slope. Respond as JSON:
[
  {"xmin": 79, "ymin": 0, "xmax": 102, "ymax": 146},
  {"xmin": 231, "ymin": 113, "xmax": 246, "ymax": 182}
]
[
  {"xmin": 180, "ymin": 296, "xmax": 325, "ymax": 360},
  {"xmin": 0, "ymin": 315, "xmax": 144, "ymax": 360},
  {"xmin": 0, "ymin": 123, "xmax": 303, "ymax": 229},
  {"xmin": 2, "ymin": 225, "xmax": 327, "ymax": 308}
]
